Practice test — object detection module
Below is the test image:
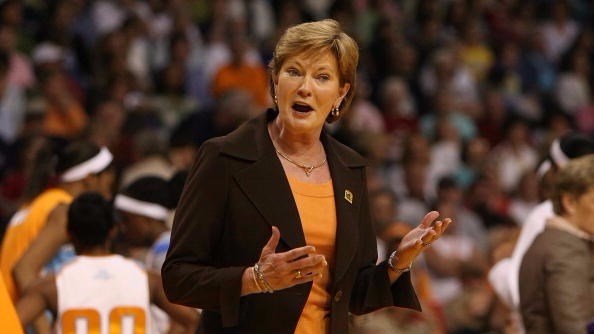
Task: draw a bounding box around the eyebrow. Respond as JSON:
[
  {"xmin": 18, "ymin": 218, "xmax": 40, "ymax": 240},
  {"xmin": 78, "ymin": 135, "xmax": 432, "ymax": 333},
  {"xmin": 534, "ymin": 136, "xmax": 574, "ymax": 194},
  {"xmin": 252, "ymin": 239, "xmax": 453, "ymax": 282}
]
[{"xmin": 288, "ymin": 60, "xmax": 334, "ymax": 72}]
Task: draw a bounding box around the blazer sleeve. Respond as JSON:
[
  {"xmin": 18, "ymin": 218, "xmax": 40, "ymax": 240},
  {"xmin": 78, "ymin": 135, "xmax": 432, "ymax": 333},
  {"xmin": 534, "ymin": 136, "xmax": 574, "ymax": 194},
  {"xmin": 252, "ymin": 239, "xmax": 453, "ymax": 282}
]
[
  {"xmin": 544, "ymin": 239, "xmax": 592, "ymax": 334},
  {"xmin": 349, "ymin": 169, "xmax": 421, "ymax": 315},
  {"xmin": 161, "ymin": 140, "xmax": 247, "ymax": 327}
]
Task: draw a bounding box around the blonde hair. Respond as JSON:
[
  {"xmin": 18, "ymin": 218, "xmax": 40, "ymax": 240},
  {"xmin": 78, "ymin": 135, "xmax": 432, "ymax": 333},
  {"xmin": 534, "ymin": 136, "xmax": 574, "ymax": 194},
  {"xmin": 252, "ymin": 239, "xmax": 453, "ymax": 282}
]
[
  {"xmin": 269, "ymin": 19, "xmax": 359, "ymax": 123},
  {"xmin": 551, "ymin": 154, "xmax": 594, "ymax": 215}
]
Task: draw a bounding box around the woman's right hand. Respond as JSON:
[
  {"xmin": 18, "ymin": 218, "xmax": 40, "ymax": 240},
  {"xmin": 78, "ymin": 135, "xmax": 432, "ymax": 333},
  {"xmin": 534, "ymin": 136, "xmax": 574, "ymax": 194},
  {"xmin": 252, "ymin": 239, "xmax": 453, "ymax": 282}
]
[{"xmin": 253, "ymin": 226, "xmax": 327, "ymax": 292}]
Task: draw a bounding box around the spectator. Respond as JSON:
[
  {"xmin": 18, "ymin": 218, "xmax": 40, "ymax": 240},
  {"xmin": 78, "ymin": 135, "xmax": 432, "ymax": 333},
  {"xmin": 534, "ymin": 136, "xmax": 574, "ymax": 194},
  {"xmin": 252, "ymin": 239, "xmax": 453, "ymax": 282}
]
[
  {"xmin": 0, "ymin": 50, "xmax": 25, "ymax": 145},
  {"xmin": 211, "ymin": 34, "xmax": 269, "ymax": 109},
  {"xmin": 488, "ymin": 118, "xmax": 538, "ymax": 193},
  {"xmin": 37, "ymin": 66, "xmax": 88, "ymax": 141},
  {"xmin": 488, "ymin": 132, "xmax": 594, "ymax": 333},
  {"xmin": 539, "ymin": 0, "xmax": 580, "ymax": 64},
  {"xmin": 519, "ymin": 155, "xmax": 594, "ymax": 333}
]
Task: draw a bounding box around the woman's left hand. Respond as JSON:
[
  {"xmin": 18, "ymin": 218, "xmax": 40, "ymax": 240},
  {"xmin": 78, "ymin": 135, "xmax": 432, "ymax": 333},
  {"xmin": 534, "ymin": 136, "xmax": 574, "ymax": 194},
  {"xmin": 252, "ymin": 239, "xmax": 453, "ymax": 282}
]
[{"xmin": 392, "ymin": 211, "xmax": 451, "ymax": 268}]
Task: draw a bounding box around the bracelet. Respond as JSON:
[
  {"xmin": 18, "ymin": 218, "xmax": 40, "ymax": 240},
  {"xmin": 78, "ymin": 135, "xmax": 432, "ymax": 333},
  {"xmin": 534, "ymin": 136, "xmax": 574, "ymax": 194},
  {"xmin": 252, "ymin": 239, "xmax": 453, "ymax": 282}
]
[
  {"xmin": 388, "ymin": 250, "xmax": 412, "ymax": 274},
  {"xmin": 253, "ymin": 262, "xmax": 274, "ymax": 293},
  {"xmin": 251, "ymin": 266, "xmax": 264, "ymax": 293}
]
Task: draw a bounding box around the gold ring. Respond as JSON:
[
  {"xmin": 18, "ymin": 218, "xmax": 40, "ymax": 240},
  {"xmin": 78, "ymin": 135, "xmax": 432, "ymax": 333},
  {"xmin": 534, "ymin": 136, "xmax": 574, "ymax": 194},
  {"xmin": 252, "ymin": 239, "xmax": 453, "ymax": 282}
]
[{"xmin": 295, "ymin": 270, "xmax": 302, "ymax": 279}]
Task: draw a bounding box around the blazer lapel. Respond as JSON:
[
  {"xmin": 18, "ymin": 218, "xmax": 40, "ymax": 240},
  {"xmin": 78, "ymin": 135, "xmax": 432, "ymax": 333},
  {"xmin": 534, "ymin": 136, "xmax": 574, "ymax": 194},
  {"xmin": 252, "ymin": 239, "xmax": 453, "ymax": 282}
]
[
  {"xmin": 229, "ymin": 111, "xmax": 306, "ymax": 250},
  {"xmin": 323, "ymin": 134, "xmax": 364, "ymax": 284}
]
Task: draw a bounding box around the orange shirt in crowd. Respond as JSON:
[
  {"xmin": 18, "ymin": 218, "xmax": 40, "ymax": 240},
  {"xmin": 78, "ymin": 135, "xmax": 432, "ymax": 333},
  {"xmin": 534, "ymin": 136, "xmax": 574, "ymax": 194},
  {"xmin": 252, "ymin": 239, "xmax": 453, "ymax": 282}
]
[
  {"xmin": 42, "ymin": 100, "xmax": 88, "ymax": 139},
  {"xmin": 211, "ymin": 63, "xmax": 270, "ymax": 108},
  {"xmin": 0, "ymin": 188, "xmax": 72, "ymax": 301},
  {"xmin": 0, "ymin": 274, "xmax": 23, "ymax": 334},
  {"xmin": 288, "ymin": 176, "xmax": 336, "ymax": 334}
]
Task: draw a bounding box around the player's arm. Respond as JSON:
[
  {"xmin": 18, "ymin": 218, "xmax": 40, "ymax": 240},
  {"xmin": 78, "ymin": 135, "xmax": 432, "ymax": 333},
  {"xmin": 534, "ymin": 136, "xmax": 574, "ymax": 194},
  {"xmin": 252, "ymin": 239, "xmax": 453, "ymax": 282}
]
[
  {"xmin": 13, "ymin": 204, "xmax": 69, "ymax": 292},
  {"xmin": 147, "ymin": 271, "xmax": 200, "ymax": 333},
  {"xmin": 16, "ymin": 275, "xmax": 58, "ymax": 327}
]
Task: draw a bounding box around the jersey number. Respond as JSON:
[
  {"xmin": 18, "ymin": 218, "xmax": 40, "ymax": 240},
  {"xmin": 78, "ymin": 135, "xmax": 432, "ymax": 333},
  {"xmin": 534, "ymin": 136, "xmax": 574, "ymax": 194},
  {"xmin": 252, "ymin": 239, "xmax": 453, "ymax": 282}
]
[{"xmin": 61, "ymin": 306, "xmax": 146, "ymax": 334}]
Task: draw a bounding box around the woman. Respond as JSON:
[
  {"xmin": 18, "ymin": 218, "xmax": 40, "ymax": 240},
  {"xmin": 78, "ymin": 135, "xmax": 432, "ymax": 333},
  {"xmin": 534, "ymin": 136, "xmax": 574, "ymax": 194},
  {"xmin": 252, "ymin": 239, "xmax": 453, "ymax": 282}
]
[
  {"xmin": 519, "ymin": 154, "xmax": 594, "ymax": 334},
  {"xmin": 162, "ymin": 19, "xmax": 451, "ymax": 334}
]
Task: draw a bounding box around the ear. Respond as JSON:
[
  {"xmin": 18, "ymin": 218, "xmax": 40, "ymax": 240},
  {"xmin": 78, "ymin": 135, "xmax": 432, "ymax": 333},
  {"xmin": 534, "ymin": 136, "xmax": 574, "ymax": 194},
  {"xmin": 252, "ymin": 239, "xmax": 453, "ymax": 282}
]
[
  {"xmin": 336, "ymin": 82, "xmax": 351, "ymax": 107},
  {"xmin": 561, "ymin": 193, "xmax": 576, "ymax": 215}
]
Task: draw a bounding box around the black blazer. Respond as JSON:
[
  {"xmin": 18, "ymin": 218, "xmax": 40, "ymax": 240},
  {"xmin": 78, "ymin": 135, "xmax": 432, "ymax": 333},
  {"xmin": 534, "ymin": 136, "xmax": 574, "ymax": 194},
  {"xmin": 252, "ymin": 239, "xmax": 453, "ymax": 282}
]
[{"xmin": 162, "ymin": 109, "xmax": 421, "ymax": 334}]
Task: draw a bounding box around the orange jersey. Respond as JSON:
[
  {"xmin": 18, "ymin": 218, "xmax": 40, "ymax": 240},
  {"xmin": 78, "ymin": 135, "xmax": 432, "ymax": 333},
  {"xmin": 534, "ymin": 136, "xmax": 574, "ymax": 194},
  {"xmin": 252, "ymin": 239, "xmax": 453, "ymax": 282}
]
[
  {"xmin": 0, "ymin": 188, "xmax": 72, "ymax": 301},
  {"xmin": 0, "ymin": 274, "xmax": 23, "ymax": 334}
]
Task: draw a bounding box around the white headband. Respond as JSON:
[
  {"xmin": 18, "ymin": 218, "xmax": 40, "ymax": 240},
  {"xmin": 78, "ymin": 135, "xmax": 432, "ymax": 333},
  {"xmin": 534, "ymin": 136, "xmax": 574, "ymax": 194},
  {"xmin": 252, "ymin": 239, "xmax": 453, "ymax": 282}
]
[
  {"xmin": 114, "ymin": 194, "xmax": 169, "ymax": 221},
  {"xmin": 536, "ymin": 159, "xmax": 552, "ymax": 179},
  {"xmin": 60, "ymin": 147, "xmax": 113, "ymax": 182},
  {"xmin": 550, "ymin": 139, "xmax": 569, "ymax": 168}
]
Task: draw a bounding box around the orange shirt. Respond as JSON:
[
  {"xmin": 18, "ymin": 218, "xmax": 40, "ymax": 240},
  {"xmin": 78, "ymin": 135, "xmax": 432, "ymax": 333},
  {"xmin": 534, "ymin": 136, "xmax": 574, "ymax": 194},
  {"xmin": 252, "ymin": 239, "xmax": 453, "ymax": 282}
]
[
  {"xmin": 0, "ymin": 188, "xmax": 72, "ymax": 301},
  {"xmin": 288, "ymin": 176, "xmax": 336, "ymax": 334},
  {"xmin": 0, "ymin": 274, "xmax": 23, "ymax": 334},
  {"xmin": 211, "ymin": 63, "xmax": 270, "ymax": 108},
  {"xmin": 42, "ymin": 100, "xmax": 88, "ymax": 139}
]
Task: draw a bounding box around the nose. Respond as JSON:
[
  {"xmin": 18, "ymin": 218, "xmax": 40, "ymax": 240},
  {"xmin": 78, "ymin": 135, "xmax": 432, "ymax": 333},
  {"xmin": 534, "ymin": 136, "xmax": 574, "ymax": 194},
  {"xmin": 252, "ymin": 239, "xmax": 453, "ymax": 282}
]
[{"xmin": 297, "ymin": 76, "xmax": 312, "ymax": 98}]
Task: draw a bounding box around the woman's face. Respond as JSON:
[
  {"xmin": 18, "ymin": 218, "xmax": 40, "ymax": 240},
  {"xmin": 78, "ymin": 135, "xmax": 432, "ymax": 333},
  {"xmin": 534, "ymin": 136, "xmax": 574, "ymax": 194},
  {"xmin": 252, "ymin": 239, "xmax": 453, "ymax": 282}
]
[
  {"xmin": 565, "ymin": 188, "xmax": 594, "ymax": 235},
  {"xmin": 274, "ymin": 49, "xmax": 350, "ymax": 135}
]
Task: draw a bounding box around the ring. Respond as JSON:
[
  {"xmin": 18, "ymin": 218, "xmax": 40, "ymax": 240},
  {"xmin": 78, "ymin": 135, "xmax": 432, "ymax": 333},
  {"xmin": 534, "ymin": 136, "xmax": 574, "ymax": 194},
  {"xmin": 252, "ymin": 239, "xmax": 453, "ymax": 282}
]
[{"xmin": 295, "ymin": 270, "xmax": 302, "ymax": 279}]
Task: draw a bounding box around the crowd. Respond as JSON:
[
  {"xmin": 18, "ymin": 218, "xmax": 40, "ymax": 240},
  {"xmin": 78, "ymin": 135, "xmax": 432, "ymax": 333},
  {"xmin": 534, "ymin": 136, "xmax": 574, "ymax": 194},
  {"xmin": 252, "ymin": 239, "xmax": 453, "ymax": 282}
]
[{"xmin": 0, "ymin": 0, "xmax": 592, "ymax": 333}]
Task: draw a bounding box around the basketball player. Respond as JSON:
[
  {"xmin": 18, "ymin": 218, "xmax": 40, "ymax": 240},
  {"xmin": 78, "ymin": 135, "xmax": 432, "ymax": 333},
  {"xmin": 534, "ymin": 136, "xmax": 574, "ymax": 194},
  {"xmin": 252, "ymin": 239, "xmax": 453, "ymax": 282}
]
[{"xmin": 15, "ymin": 192, "xmax": 198, "ymax": 333}]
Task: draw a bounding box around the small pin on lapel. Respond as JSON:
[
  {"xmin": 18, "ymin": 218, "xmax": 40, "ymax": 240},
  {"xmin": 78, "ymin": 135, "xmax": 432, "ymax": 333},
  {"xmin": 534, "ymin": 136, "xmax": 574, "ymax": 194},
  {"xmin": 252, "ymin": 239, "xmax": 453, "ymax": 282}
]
[{"xmin": 344, "ymin": 190, "xmax": 353, "ymax": 204}]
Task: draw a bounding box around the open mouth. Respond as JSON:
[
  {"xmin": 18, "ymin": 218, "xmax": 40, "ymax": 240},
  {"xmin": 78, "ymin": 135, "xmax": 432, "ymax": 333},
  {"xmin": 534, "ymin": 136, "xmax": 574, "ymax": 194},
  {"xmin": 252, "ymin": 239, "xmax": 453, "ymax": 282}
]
[{"xmin": 292, "ymin": 102, "xmax": 314, "ymax": 113}]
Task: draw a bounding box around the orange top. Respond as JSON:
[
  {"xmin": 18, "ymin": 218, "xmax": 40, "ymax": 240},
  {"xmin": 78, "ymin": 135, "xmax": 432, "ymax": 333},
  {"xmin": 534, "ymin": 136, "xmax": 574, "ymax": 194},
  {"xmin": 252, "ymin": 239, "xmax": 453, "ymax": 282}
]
[
  {"xmin": 42, "ymin": 100, "xmax": 88, "ymax": 139},
  {"xmin": 288, "ymin": 176, "xmax": 336, "ymax": 334},
  {"xmin": 0, "ymin": 188, "xmax": 72, "ymax": 301},
  {"xmin": 211, "ymin": 63, "xmax": 270, "ymax": 108},
  {"xmin": 0, "ymin": 275, "xmax": 23, "ymax": 334}
]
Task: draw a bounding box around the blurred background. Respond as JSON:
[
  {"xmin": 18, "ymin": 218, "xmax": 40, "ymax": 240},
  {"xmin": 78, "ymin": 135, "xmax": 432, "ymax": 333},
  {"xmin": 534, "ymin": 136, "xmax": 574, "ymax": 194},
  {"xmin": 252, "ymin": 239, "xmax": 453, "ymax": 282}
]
[{"xmin": 0, "ymin": 0, "xmax": 592, "ymax": 333}]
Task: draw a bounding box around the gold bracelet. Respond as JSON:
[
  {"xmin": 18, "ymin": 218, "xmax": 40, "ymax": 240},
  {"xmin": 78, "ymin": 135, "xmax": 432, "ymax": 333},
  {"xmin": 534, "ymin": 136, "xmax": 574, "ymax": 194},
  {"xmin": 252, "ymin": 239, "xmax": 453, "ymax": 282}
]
[
  {"xmin": 251, "ymin": 266, "xmax": 264, "ymax": 293},
  {"xmin": 253, "ymin": 263, "xmax": 274, "ymax": 293}
]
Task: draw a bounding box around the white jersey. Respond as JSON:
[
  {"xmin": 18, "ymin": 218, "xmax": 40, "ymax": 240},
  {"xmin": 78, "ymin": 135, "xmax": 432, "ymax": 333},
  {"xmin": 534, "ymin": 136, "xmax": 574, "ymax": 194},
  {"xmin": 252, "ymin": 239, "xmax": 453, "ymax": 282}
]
[{"xmin": 56, "ymin": 255, "xmax": 151, "ymax": 334}]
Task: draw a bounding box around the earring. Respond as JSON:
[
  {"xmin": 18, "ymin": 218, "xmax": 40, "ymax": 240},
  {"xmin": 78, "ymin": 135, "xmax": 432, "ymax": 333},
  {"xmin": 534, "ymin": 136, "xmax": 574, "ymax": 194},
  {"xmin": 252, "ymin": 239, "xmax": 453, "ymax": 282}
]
[
  {"xmin": 274, "ymin": 94, "xmax": 278, "ymax": 105},
  {"xmin": 331, "ymin": 106, "xmax": 340, "ymax": 118}
]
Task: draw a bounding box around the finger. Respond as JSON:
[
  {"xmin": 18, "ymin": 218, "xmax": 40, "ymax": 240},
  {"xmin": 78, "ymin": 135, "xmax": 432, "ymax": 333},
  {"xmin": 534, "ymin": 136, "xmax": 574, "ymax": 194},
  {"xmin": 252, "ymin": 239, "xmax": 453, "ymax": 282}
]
[
  {"xmin": 432, "ymin": 220, "xmax": 443, "ymax": 238},
  {"xmin": 292, "ymin": 272, "xmax": 323, "ymax": 285},
  {"xmin": 279, "ymin": 245, "xmax": 317, "ymax": 262},
  {"xmin": 304, "ymin": 260, "xmax": 328, "ymax": 275},
  {"xmin": 290, "ymin": 261, "xmax": 326, "ymax": 281},
  {"xmin": 441, "ymin": 218, "xmax": 453, "ymax": 233},
  {"xmin": 287, "ymin": 255, "xmax": 326, "ymax": 272},
  {"xmin": 261, "ymin": 226, "xmax": 280, "ymax": 256},
  {"xmin": 421, "ymin": 230, "xmax": 436, "ymax": 244},
  {"xmin": 420, "ymin": 211, "xmax": 440, "ymax": 228}
]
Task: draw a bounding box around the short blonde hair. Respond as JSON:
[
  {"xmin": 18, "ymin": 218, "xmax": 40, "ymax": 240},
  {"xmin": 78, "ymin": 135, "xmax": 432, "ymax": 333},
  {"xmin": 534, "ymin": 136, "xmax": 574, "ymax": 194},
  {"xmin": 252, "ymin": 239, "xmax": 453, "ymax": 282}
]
[
  {"xmin": 551, "ymin": 154, "xmax": 594, "ymax": 215},
  {"xmin": 269, "ymin": 19, "xmax": 359, "ymax": 123}
]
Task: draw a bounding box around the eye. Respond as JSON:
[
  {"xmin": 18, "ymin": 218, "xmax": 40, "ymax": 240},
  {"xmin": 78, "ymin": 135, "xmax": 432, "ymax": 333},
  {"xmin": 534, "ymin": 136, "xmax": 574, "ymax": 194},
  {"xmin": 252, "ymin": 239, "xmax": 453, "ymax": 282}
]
[
  {"xmin": 317, "ymin": 74, "xmax": 330, "ymax": 81},
  {"xmin": 287, "ymin": 68, "xmax": 300, "ymax": 77}
]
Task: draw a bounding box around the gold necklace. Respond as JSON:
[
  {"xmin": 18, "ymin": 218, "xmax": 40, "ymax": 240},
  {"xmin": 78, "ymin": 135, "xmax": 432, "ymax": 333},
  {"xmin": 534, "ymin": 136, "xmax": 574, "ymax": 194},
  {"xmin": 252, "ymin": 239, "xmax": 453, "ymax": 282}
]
[{"xmin": 275, "ymin": 148, "xmax": 327, "ymax": 177}]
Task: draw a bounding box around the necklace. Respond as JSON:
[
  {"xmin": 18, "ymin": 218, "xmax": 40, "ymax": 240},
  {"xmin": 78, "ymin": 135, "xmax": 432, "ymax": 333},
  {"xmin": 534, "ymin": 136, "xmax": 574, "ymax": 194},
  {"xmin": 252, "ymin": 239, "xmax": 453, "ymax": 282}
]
[{"xmin": 275, "ymin": 148, "xmax": 327, "ymax": 177}]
